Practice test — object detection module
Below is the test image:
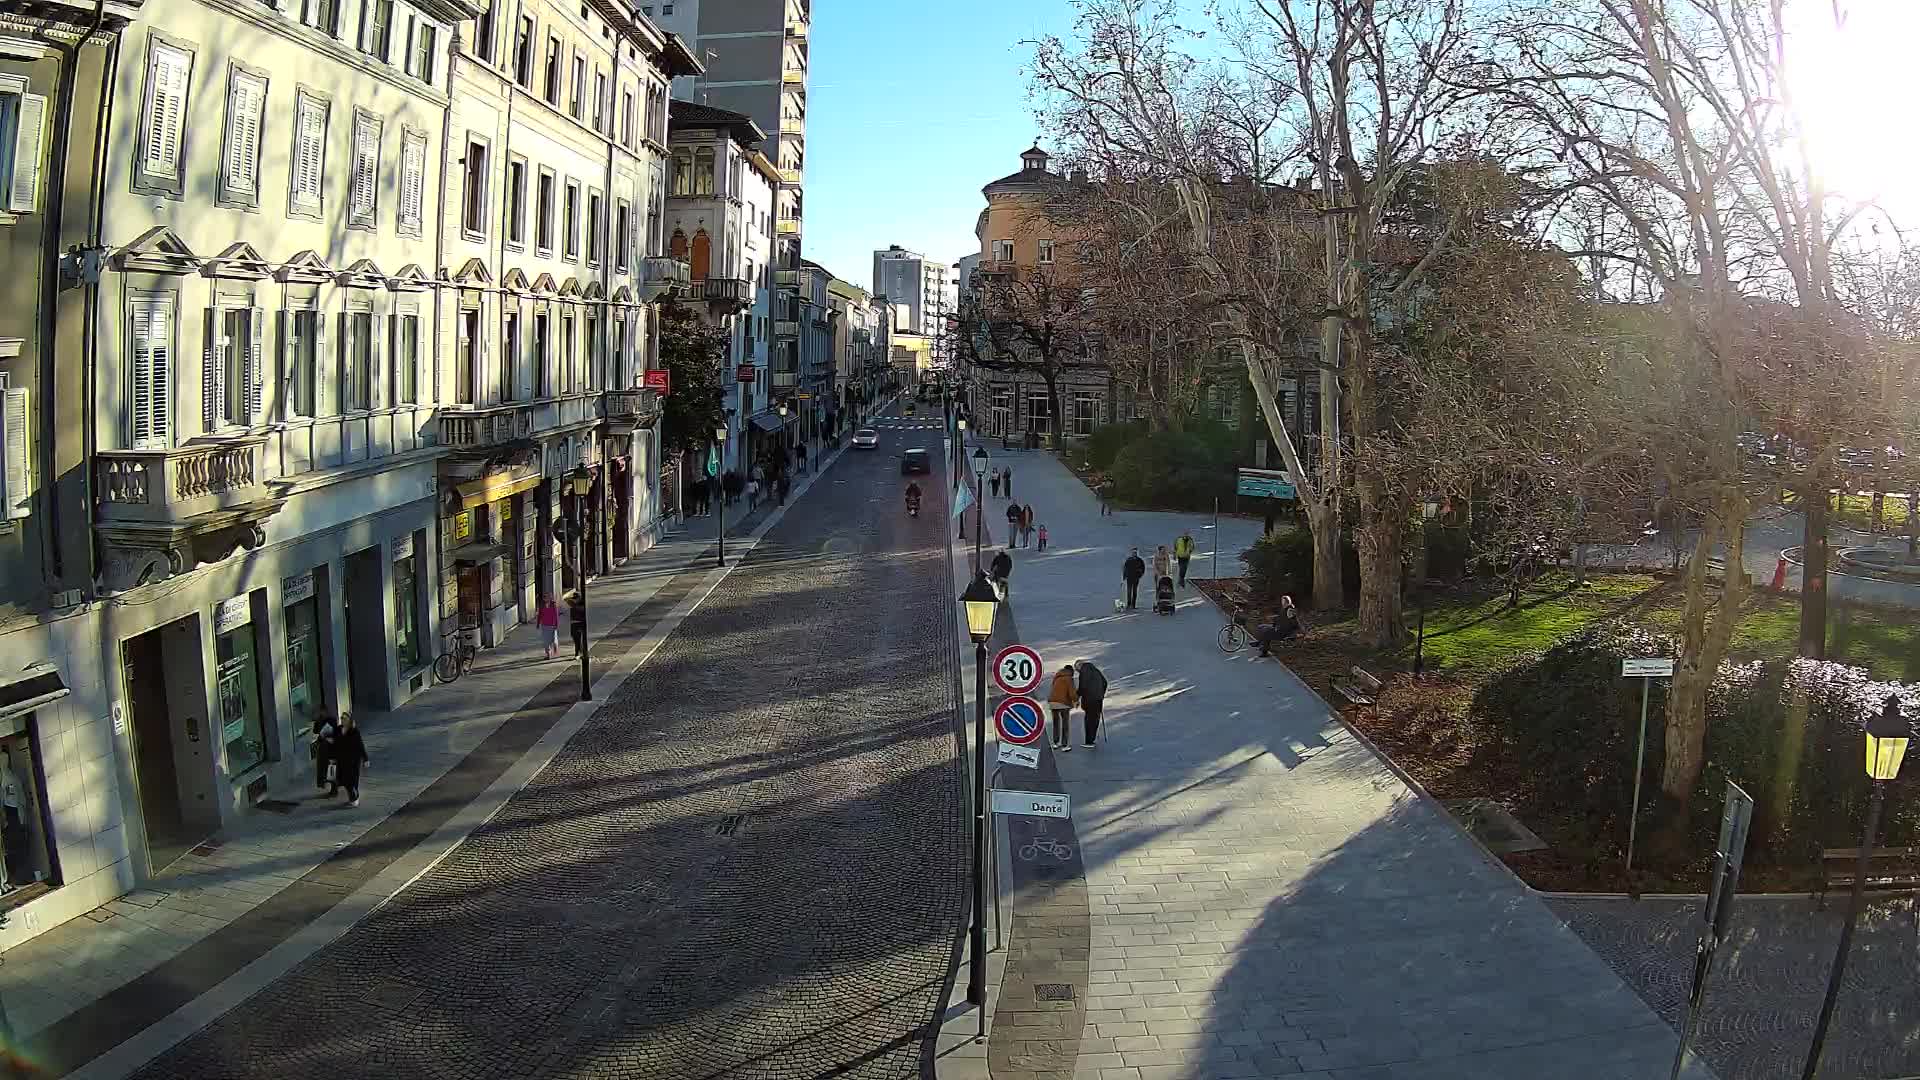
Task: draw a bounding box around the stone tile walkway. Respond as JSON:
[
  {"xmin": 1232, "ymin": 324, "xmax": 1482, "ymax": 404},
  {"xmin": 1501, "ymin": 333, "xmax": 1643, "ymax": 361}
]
[{"xmin": 973, "ymin": 446, "xmax": 1711, "ymax": 1080}]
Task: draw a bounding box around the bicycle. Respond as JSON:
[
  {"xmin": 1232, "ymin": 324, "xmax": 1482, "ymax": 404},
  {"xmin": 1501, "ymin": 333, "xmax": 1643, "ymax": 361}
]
[
  {"xmin": 1019, "ymin": 837, "xmax": 1074, "ymax": 862},
  {"xmin": 434, "ymin": 627, "xmax": 478, "ymax": 683},
  {"xmin": 1218, "ymin": 606, "xmax": 1255, "ymax": 654}
]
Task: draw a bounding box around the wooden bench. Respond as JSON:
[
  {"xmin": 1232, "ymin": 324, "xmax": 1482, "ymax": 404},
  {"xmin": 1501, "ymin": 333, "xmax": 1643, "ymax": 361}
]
[
  {"xmin": 1817, "ymin": 846, "xmax": 1920, "ymax": 908},
  {"xmin": 1329, "ymin": 666, "xmax": 1383, "ymax": 712}
]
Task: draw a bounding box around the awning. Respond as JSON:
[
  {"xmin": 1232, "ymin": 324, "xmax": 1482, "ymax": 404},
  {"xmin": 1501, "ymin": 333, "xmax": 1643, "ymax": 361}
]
[
  {"xmin": 749, "ymin": 412, "xmax": 787, "ymax": 434},
  {"xmin": 453, "ymin": 469, "xmax": 543, "ymax": 510},
  {"xmin": 0, "ymin": 665, "xmax": 68, "ymax": 725},
  {"xmin": 449, "ymin": 542, "xmax": 512, "ymax": 565}
]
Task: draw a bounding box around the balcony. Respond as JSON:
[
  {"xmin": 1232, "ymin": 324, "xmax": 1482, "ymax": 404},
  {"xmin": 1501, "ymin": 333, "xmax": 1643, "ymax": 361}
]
[
  {"xmin": 94, "ymin": 438, "xmax": 287, "ymax": 591},
  {"xmin": 701, "ymin": 277, "xmax": 753, "ymax": 310},
  {"xmin": 771, "ymin": 371, "xmax": 799, "ymax": 389},
  {"xmin": 602, "ymin": 388, "xmax": 662, "ymax": 434},
  {"xmin": 776, "ymin": 166, "xmax": 802, "ymax": 186},
  {"xmin": 641, "ymin": 255, "xmax": 691, "ymax": 302},
  {"xmin": 785, "ymin": 18, "xmax": 807, "ymax": 38},
  {"xmin": 782, "ymin": 68, "xmax": 805, "ymax": 86},
  {"xmin": 776, "ymin": 218, "xmax": 801, "ymax": 235},
  {"xmin": 775, "ymin": 319, "xmax": 800, "ymax": 339},
  {"xmin": 438, "ymin": 403, "xmax": 535, "ymax": 451}
]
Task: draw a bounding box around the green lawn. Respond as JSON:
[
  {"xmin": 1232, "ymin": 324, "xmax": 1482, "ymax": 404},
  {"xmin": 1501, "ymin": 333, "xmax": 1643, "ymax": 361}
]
[{"xmin": 1410, "ymin": 572, "xmax": 1920, "ymax": 680}]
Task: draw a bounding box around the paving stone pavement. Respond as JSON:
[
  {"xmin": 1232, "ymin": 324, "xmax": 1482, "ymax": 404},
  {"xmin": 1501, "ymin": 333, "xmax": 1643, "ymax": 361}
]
[
  {"xmin": 973, "ymin": 447, "xmax": 1710, "ymax": 1080},
  {"xmin": 1552, "ymin": 894, "xmax": 1920, "ymax": 1080},
  {"xmin": 114, "ymin": 414, "xmax": 969, "ymax": 1080}
]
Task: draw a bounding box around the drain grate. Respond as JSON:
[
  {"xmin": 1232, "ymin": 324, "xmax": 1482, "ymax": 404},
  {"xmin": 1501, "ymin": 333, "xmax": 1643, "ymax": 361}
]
[
  {"xmin": 1034, "ymin": 983, "xmax": 1075, "ymax": 1002},
  {"xmin": 715, "ymin": 814, "xmax": 746, "ymax": 838}
]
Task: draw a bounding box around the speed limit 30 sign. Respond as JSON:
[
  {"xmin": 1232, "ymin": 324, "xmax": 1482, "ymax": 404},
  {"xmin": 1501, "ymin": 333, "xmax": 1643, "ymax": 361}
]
[{"xmin": 992, "ymin": 644, "xmax": 1044, "ymax": 695}]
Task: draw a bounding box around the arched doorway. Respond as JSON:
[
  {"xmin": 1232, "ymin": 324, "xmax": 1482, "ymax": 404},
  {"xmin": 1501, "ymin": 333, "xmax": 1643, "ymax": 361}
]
[{"xmin": 690, "ymin": 229, "xmax": 711, "ymax": 280}]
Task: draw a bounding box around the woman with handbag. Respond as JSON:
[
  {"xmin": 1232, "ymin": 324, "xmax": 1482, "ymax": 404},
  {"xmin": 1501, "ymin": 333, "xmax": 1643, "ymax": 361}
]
[
  {"xmin": 328, "ymin": 714, "xmax": 370, "ymax": 807},
  {"xmin": 312, "ymin": 715, "xmax": 338, "ymax": 791}
]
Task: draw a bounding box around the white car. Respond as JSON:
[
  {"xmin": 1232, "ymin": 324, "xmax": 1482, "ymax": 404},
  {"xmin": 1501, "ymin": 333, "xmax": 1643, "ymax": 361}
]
[{"xmin": 851, "ymin": 428, "xmax": 880, "ymax": 449}]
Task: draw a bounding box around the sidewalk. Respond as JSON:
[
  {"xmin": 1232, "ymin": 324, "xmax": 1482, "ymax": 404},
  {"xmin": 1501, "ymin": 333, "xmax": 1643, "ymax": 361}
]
[
  {"xmin": 968, "ymin": 448, "xmax": 1709, "ymax": 1080},
  {"xmin": 0, "ymin": 483, "xmax": 797, "ymax": 1073}
]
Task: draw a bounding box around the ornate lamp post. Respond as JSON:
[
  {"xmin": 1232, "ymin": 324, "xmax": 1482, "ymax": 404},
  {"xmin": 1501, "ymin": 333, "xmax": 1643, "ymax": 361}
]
[
  {"xmin": 955, "ymin": 417, "xmax": 968, "ymax": 492},
  {"xmin": 715, "ymin": 421, "xmax": 731, "ymax": 567},
  {"xmin": 972, "ymin": 446, "xmax": 989, "ymax": 573},
  {"xmin": 959, "ymin": 572, "xmax": 999, "ymax": 1034},
  {"xmin": 568, "ymin": 463, "xmax": 593, "ymax": 701}
]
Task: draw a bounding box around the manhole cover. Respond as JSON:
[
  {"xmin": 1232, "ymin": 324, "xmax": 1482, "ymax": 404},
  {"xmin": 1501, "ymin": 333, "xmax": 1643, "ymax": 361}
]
[{"xmin": 1035, "ymin": 983, "xmax": 1075, "ymax": 1002}]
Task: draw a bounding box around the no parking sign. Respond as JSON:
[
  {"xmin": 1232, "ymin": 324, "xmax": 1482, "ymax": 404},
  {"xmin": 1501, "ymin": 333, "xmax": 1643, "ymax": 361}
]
[{"xmin": 994, "ymin": 696, "xmax": 1045, "ymax": 746}]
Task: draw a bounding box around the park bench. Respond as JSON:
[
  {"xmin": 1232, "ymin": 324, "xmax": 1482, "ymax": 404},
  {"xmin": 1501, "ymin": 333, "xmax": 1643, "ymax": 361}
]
[
  {"xmin": 1817, "ymin": 846, "xmax": 1920, "ymax": 908},
  {"xmin": 1329, "ymin": 666, "xmax": 1383, "ymax": 712}
]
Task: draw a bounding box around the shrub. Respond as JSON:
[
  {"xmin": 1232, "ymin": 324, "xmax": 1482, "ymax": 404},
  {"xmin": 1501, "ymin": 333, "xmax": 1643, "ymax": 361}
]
[
  {"xmin": 1244, "ymin": 529, "xmax": 1315, "ymax": 603},
  {"xmin": 1107, "ymin": 421, "xmax": 1240, "ymax": 511},
  {"xmin": 1081, "ymin": 420, "xmax": 1147, "ymax": 472}
]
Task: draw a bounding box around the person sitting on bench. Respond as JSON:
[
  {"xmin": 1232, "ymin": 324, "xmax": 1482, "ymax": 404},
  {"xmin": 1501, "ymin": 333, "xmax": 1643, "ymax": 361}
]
[{"xmin": 1256, "ymin": 596, "xmax": 1302, "ymax": 656}]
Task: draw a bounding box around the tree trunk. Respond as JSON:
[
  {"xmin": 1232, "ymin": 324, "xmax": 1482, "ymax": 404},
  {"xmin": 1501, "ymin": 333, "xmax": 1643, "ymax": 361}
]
[
  {"xmin": 1243, "ymin": 345, "xmax": 1342, "ymax": 610},
  {"xmin": 1759, "ymin": 682, "xmax": 1811, "ymax": 851},
  {"xmin": 1799, "ymin": 474, "xmax": 1829, "ymax": 660},
  {"xmin": 1354, "ymin": 479, "xmax": 1407, "ymax": 648},
  {"xmin": 1307, "ymin": 500, "xmax": 1342, "ymax": 611},
  {"xmin": 1655, "ymin": 495, "xmax": 1749, "ymax": 854}
]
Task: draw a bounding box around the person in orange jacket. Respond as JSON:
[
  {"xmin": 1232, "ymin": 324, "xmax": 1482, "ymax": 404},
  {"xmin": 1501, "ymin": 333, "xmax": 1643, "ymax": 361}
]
[{"xmin": 1048, "ymin": 665, "xmax": 1079, "ymax": 752}]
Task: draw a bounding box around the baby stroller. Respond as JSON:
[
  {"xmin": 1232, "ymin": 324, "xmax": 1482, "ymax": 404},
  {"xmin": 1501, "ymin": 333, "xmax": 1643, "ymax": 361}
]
[{"xmin": 1153, "ymin": 575, "xmax": 1176, "ymax": 615}]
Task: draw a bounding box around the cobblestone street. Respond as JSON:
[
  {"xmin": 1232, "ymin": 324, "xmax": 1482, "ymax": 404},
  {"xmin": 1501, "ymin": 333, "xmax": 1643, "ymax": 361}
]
[{"xmin": 122, "ymin": 427, "xmax": 969, "ymax": 1080}]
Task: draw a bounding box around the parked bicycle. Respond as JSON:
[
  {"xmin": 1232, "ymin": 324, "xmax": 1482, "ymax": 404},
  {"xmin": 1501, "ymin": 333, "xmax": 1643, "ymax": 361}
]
[
  {"xmin": 1218, "ymin": 604, "xmax": 1254, "ymax": 654},
  {"xmin": 434, "ymin": 625, "xmax": 479, "ymax": 683}
]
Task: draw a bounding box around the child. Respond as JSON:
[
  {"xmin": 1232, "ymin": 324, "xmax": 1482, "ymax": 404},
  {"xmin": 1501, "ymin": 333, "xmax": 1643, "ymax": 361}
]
[
  {"xmin": 747, "ymin": 476, "xmax": 761, "ymax": 510},
  {"xmin": 1037, "ymin": 524, "xmax": 1049, "ymax": 551}
]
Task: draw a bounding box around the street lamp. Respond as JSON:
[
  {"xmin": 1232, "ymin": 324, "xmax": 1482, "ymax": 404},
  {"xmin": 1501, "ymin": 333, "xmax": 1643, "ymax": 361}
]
[
  {"xmin": 715, "ymin": 421, "xmax": 731, "ymax": 568},
  {"xmin": 959, "ymin": 572, "xmax": 1000, "ymax": 1034},
  {"xmin": 972, "ymin": 446, "xmax": 989, "ymax": 573},
  {"xmin": 954, "ymin": 416, "xmax": 968, "ymax": 492},
  {"xmin": 1413, "ymin": 498, "xmax": 1441, "ymax": 677},
  {"xmin": 568, "ymin": 463, "xmax": 594, "ymax": 702},
  {"xmin": 1803, "ymin": 695, "xmax": 1911, "ymax": 1078}
]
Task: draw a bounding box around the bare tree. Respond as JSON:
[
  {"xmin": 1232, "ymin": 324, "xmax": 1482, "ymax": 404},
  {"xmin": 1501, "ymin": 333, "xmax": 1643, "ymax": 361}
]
[{"xmin": 954, "ymin": 265, "xmax": 1106, "ymax": 440}]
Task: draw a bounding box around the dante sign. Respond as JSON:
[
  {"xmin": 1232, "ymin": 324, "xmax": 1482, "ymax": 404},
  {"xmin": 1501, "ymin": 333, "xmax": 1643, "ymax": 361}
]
[{"xmin": 990, "ymin": 790, "xmax": 1071, "ymax": 819}]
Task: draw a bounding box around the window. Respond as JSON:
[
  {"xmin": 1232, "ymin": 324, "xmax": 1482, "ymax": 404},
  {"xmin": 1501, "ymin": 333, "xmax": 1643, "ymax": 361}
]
[
  {"xmin": 286, "ymin": 308, "xmax": 321, "ymax": 418},
  {"xmin": 473, "ymin": 0, "xmax": 496, "ymax": 65},
  {"xmin": 214, "ymin": 605, "xmax": 267, "ymax": 774},
  {"xmin": 535, "ymin": 169, "xmax": 555, "ymax": 253},
  {"xmin": 343, "ymin": 309, "xmax": 375, "ymax": 411},
  {"xmin": 0, "ymin": 372, "xmax": 26, "ymax": 521},
  {"xmin": 533, "ymin": 311, "xmax": 551, "ymax": 396},
  {"xmin": 1038, "ymin": 238, "xmax": 1055, "ymax": 264},
  {"xmin": 569, "ymin": 54, "xmax": 585, "ymax": 119},
  {"xmin": 218, "ymin": 68, "xmax": 266, "ymax": 207},
  {"xmin": 284, "ymin": 578, "xmax": 323, "ymax": 731},
  {"xmin": 290, "ymin": 92, "xmax": 328, "ymax": 218},
  {"xmin": 129, "ymin": 294, "xmax": 174, "ymax": 449},
  {"xmin": 501, "ymin": 312, "xmax": 519, "ymax": 401},
  {"xmin": 393, "ymin": 541, "xmax": 421, "ymax": 671},
  {"xmin": 137, "ymin": 39, "xmax": 192, "ymax": 197},
  {"xmin": 360, "ymin": 0, "xmax": 392, "ymax": 60},
  {"xmin": 671, "ymin": 148, "xmax": 691, "ymax": 195},
  {"xmin": 585, "ymin": 312, "xmax": 600, "ymax": 390},
  {"xmin": 993, "ymin": 239, "xmax": 1013, "ymax": 262},
  {"xmin": 504, "ymin": 157, "xmax": 527, "ymax": 246},
  {"xmin": 563, "ymin": 181, "xmax": 579, "ymax": 259},
  {"xmin": 592, "ymin": 70, "xmax": 606, "ymax": 132},
  {"xmin": 621, "ymin": 90, "xmax": 634, "ymax": 147},
  {"xmin": 1073, "ymin": 391, "xmax": 1099, "ymax": 436},
  {"xmin": 0, "ymin": 85, "xmax": 44, "ymax": 214},
  {"xmin": 543, "ymin": 36, "xmax": 561, "ymax": 106},
  {"xmin": 455, "ymin": 308, "xmax": 479, "ymax": 404},
  {"xmin": 348, "ymin": 110, "xmax": 381, "ymax": 229},
  {"xmin": 612, "ymin": 317, "xmax": 625, "ymax": 385},
  {"xmin": 561, "ymin": 312, "xmax": 576, "ymax": 393},
  {"xmin": 662, "ymin": 3, "xmax": 673, "ymax": 13},
  {"xmin": 615, "ymin": 201, "xmax": 630, "ymax": 272},
  {"xmin": 693, "ymin": 146, "xmax": 714, "ymax": 195},
  {"xmin": 513, "ymin": 15, "xmax": 534, "ymax": 86},
  {"xmin": 397, "ymin": 129, "xmax": 426, "ymax": 236},
  {"xmin": 204, "ymin": 304, "xmax": 263, "ymax": 431},
  {"xmin": 407, "ymin": 20, "xmax": 437, "ymax": 83},
  {"xmin": 586, "ymin": 191, "xmax": 602, "ymax": 266},
  {"xmin": 394, "ymin": 310, "xmax": 419, "ymax": 404},
  {"xmin": 461, "ymin": 136, "xmax": 488, "ymax": 238},
  {"xmin": 301, "ymin": 0, "xmax": 339, "ymax": 35}
]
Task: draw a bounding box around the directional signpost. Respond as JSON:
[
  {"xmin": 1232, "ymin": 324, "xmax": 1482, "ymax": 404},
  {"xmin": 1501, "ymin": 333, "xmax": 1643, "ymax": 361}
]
[
  {"xmin": 992, "ymin": 645, "xmax": 1043, "ymax": 696},
  {"xmin": 1623, "ymin": 657, "xmax": 1677, "ymax": 880},
  {"xmin": 991, "ymin": 790, "xmax": 1071, "ymax": 819}
]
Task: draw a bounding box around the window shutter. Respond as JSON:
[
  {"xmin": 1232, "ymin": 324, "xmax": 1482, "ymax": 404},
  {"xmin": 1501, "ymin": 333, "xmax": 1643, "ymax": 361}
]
[
  {"xmin": 2, "ymin": 385, "xmax": 29, "ymax": 520},
  {"xmin": 247, "ymin": 306, "xmax": 266, "ymax": 424},
  {"xmin": 225, "ymin": 74, "xmax": 263, "ymax": 198},
  {"xmin": 202, "ymin": 307, "xmax": 224, "ymax": 430},
  {"xmin": 295, "ymin": 100, "xmax": 325, "ymax": 210},
  {"xmin": 313, "ymin": 312, "xmax": 331, "ymax": 413},
  {"xmin": 8, "ymin": 92, "xmax": 47, "ymax": 212},
  {"xmin": 352, "ymin": 119, "xmax": 378, "ymax": 217},
  {"xmin": 399, "ymin": 135, "xmax": 424, "ymax": 231},
  {"xmin": 144, "ymin": 46, "xmax": 188, "ymax": 180},
  {"xmin": 131, "ymin": 298, "xmax": 172, "ymax": 450},
  {"xmin": 369, "ymin": 313, "xmax": 385, "ymax": 410},
  {"xmin": 278, "ymin": 309, "xmax": 294, "ymax": 416}
]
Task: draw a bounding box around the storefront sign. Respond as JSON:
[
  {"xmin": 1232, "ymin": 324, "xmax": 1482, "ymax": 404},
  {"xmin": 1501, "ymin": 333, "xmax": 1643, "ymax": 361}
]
[
  {"xmin": 736, "ymin": 364, "xmax": 757, "ymax": 383},
  {"xmin": 500, "ymin": 500, "xmax": 513, "ymax": 522},
  {"xmin": 214, "ymin": 595, "xmax": 250, "ymax": 636},
  {"xmin": 644, "ymin": 369, "xmax": 671, "ymax": 395},
  {"xmin": 453, "ymin": 510, "xmax": 475, "ymax": 543},
  {"xmin": 393, "ymin": 534, "xmax": 415, "ymax": 561},
  {"xmin": 282, "ymin": 571, "xmax": 315, "ymax": 606}
]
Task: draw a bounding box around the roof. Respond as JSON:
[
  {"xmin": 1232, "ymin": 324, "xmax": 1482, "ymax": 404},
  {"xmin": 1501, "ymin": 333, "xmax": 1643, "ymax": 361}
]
[
  {"xmin": 669, "ymin": 101, "xmax": 767, "ymax": 147},
  {"xmin": 983, "ymin": 166, "xmax": 1072, "ymax": 197}
]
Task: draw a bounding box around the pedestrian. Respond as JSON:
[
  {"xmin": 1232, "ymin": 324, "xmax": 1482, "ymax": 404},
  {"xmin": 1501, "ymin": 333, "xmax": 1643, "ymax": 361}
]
[
  {"xmin": 312, "ymin": 714, "xmax": 338, "ymax": 791},
  {"xmin": 1023, "ymin": 503, "xmax": 1037, "ymax": 547},
  {"xmin": 328, "ymin": 713, "xmax": 369, "ymax": 807},
  {"xmin": 537, "ymin": 594, "xmax": 561, "ymax": 659},
  {"xmin": 776, "ymin": 473, "xmax": 791, "ymax": 505},
  {"xmin": 1075, "ymin": 660, "xmax": 1107, "ymax": 747},
  {"xmin": 1153, "ymin": 544, "xmax": 1172, "ymax": 584},
  {"xmin": 1048, "ymin": 665, "xmax": 1078, "ymax": 751},
  {"xmin": 1123, "ymin": 547, "xmax": 1146, "ymax": 609},
  {"xmin": 1003, "ymin": 465, "xmax": 1013, "ymax": 500},
  {"xmin": 568, "ymin": 591, "xmax": 587, "ymax": 657},
  {"xmin": 796, "ymin": 443, "xmax": 808, "ymax": 475},
  {"xmin": 989, "ymin": 470, "xmax": 1001, "ymax": 498},
  {"xmin": 1037, "ymin": 523, "xmax": 1048, "ymax": 551},
  {"xmin": 1255, "ymin": 595, "xmax": 1304, "ymax": 657},
  {"xmin": 1097, "ymin": 480, "xmax": 1113, "ymax": 517},
  {"xmin": 1005, "ymin": 501, "xmax": 1022, "ymax": 546},
  {"xmin": 747, "ymin": 475, "xmax": 761, "ymax": 510},
  {"xmin": 1174, "ymin": 530, "xmax": 1195, "ymax": 586},
  {"xmin": 990, "ymin": 548, "xmax": 1013, "ymax": 600},
  {"xmin": 708, "ymin": 472, "xmax": 723, "ymax": 515}
]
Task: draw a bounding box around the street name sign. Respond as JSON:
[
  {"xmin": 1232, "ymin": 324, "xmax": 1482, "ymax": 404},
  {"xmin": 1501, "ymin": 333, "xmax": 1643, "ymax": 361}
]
[
  {"xmin": 992, "ymin": 644, "xmax": 1044, "ymax": 695},
  {"xmin": 994, "ymin": 695, "xmax": 1045, "ymax": 746},
  {"xmin": 1236, "ymin": 467, "xmax": 1297, "ymax": 500},
  {"xmin": 1623, "ymin": 658, "xmax": 1676, "ymax": 677},
  {"xmin": 991, "ymin": 790, "xmax": 1071, "ymax": 819},
  {"xmin": 997, "ymin": 742, "xmax": 1040, "ymax": 769}
]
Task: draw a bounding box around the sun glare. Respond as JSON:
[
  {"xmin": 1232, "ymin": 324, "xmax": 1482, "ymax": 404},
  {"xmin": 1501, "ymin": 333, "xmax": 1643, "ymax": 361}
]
[{"xmin": 1782, "ymin": 0, "xmax": 1919, "ymax": 228}]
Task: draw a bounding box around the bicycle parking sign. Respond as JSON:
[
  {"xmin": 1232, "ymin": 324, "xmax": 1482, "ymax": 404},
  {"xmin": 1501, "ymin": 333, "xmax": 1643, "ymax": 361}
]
[{"xmin": 992, "ymin": 644, "xmax": 1043, "ymax": 695}]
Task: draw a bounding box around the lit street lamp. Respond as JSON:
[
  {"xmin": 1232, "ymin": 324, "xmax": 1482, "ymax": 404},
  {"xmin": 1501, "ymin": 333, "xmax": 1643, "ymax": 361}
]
[
  {"xmin": 972, "ymin": 446, "xmax": 989, "ymax": 574},
  {"xmin": 1802, "ymin": 695, "xmax": 1911, "ymax": 1079},
  {"xmin": 959, "ymin": 572, "xmax": 999, "ymax": 1034},
  {"xmin": 568, "ymin": 463, "xmax": 594, "ymax": 701}
]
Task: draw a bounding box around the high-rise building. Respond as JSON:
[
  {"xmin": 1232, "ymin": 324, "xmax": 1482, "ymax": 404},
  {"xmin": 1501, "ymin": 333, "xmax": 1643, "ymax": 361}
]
[{"xmin": 872, "ymin": 246, "xmax": 955, "ymax": 354}]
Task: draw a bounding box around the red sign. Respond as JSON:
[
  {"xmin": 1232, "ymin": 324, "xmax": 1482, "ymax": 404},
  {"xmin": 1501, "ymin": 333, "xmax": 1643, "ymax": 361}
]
[
  {"xmin": 994, "ymin": 696, "xmax": 1046, "ymax": 746},
  {"xmin": 643, "ymin": 370, "xmax": 671, "ymax": 395},
  {"xmin": 736, "ymin": 364, "xmax": 757, "ymax": 384},
  {"xmin": 992, "ymin": 645, "xmax": 1044, "ymax": 695}
]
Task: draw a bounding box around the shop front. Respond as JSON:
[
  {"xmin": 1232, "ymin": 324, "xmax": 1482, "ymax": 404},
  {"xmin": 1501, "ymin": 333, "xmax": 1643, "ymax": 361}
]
[{"xmin": 442, "ymin": 465, "xmax": 542, "ymax": 649}]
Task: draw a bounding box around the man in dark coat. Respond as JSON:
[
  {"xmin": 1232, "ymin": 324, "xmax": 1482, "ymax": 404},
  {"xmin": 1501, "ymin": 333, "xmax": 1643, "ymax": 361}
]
[
  {"xmin": 1122, "ymin": 548, "xmax": 1147, "ymax": 609},
  {"xmin": 568, "ymin": 592, "xmax": 588, "ymax": 657},
  {"xmin": 1075, "ymin": 661, "xmax": 1108, "ymax": 747},
  {"xmin": 990, "ymin": 548, "xmax": 1014, "ymax": 599},
  {"xmin": 328, "ymin": 714, "xmax": 369, "ymax": 807}
]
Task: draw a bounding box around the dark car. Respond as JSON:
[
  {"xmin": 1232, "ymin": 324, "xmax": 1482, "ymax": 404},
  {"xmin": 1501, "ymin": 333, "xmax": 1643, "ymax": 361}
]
[{"xmin": 900, "ymin": 448, "xmax": 930, "ymax": 475}]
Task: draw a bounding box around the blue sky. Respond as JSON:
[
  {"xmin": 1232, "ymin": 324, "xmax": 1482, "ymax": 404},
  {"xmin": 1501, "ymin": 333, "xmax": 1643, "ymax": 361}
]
[{"xmin": 802, "ymin": 0, "xmax": 1079, "ymax": 291}]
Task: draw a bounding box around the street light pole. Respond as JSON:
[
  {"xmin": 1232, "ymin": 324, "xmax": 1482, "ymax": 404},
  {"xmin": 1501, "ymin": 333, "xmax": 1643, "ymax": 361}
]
[
  {"xmin": 715, "ymin": 422, "xmax": 730, "ymax": 569},
  {"xmin": 569, "ymin": 464, "xmax": 593, "ymax": 702},
  {"xmin": 959, "ymin": 575, "xmax": 999, "ymax": 1040}
]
